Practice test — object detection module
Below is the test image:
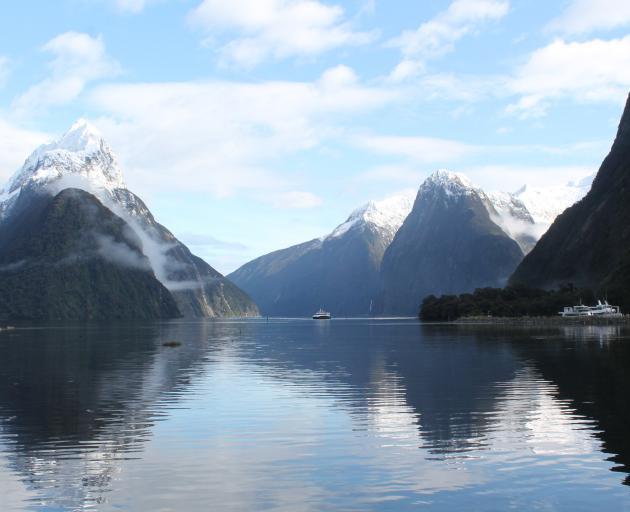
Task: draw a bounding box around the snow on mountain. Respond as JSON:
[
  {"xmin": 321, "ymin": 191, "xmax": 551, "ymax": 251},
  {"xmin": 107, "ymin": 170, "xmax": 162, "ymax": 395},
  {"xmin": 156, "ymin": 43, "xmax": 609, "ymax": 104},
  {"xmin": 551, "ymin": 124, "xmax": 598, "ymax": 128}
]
[
  {"xmin": 514, "ymin": 175, "xmax": 594, "ymax": 225},
  {"xmin": 415, "ymin": 170, "xmax": 539, "ymax": 254},
  {"xmin": 418, "ymin": 169, "xmax": 476, "ymax": 197},
  {"xmin": 0, "ymin": 118, "xmax": 165, "ymax": 274},
  {"xmin": 417, "ymin": 170, "xmax": 595, "ymax": 254},
  {"xmin": 0, "ymin": 119, "xmax": 259, "ymax": 317},
  {"xmin": 483, "ymin": 174, "xmax": 595, "ymax": 253},
  {"xmin": 485, "ymin": 191, "xmax": 533, "ymax": 223},
  {"xmin": 328, "ymin": 191, "xmax": 415, "ymax": 242},
  {"xmin": 0, "ymin": 118, "xmax": 155, "ymax": 226},
  {"xmin": 2, "ymin": 119, "xmax": 124, "ymax": 203},
  {"xmin": 380, "ymin": 169, "xmax": 525, "ymax": 315},
  {"xmin": 485, "ymin": 191, "xmax": 539, "ymax": 253},
  {"xmin": 0, "ymin": 119, "xmax": 165, "ymax": 259},
  {"xmin": 415, "ymin": 170, "xmax": 593, "ymax": 245}
]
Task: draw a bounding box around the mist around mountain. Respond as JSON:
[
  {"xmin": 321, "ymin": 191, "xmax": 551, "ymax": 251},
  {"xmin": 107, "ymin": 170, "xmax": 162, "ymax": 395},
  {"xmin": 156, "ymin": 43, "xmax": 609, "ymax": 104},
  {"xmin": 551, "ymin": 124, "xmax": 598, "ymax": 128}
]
[
  {"xmin": 0, "ymin": 188, "xmax": 180, "ymax": 320},
  {"xmin": 0, "ymin": 120, "xmax": 258, "ymax": 319},
  {"xmin": 510, "ymin": 93, "xmax": 630, "ymax": 312}
]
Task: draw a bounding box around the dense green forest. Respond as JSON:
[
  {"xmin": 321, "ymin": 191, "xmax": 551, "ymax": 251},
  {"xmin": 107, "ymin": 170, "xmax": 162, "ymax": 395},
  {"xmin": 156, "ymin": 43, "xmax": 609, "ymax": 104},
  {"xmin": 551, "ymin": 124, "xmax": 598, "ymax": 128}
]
[
  {"xmin": 0, "ymin": 189, "xmax": 181, "ymax": 321},
  {"xmin": 420, "ymin": 285, "xmax": 599, "ymax": 321}
]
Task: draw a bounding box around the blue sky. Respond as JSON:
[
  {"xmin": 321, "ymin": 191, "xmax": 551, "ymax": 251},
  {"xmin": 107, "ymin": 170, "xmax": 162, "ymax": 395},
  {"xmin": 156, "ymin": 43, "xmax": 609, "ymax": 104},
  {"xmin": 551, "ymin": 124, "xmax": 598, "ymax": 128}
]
[{"xmin": 1, "ymin": 0, "xmax": 629, "ymax": 272}]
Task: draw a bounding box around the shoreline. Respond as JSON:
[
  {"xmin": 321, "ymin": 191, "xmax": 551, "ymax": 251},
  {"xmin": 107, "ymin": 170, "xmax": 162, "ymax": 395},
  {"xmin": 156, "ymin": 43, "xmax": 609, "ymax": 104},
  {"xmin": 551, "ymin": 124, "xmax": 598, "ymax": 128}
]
[{"xmin": 451, "ymin": 315, "xmax": 630, "ymax": 326}]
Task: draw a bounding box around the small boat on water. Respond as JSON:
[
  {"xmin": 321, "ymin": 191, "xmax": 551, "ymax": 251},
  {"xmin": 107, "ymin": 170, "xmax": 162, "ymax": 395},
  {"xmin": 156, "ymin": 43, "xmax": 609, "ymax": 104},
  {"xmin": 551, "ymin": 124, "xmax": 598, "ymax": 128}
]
[
  {"xmin": 312, "ymin": 308, "xmax": 331, "ymax": 320},
  {"xmin": 559, "ymin": 300, "xmax": 622, "ymax": 317}
]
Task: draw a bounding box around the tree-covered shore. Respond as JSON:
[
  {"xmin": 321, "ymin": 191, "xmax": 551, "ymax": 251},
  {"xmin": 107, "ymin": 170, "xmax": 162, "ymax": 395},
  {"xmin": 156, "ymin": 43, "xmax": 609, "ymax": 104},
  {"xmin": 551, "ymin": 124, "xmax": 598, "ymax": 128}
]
[{"xmin": 419, "ymin": 285, "xmax": 601, "ymax": 321}]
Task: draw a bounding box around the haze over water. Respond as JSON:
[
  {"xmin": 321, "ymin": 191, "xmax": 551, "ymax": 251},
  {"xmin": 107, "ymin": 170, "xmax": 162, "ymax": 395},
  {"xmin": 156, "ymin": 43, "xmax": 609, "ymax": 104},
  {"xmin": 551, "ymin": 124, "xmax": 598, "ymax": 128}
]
[{"xmin": 1, "ymin": 319, "xmax": 629, "ymax": 511}]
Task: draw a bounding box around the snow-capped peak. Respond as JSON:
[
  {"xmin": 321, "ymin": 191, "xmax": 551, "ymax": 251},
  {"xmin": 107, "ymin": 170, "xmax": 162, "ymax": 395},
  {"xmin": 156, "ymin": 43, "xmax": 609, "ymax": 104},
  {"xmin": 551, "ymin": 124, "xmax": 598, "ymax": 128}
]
[
  {"xmin": 55, "ymin": 118, "xmax": 106, "ymax": 154},
  {"xmin": 514, "ymin": 175, "xmax": 594, "ymax": 225},
  {"xmin": 485, "ymin": 190, "xmax": 533, "ymax": 223},
  {"xmin": 419, "ymin": 169, "xmax": 476, "ymax": 197},
  {"xmin": 328, "ymin": 191, "xmax": 415, "ymax": 240},
  {"xmin": 2, "ymin": 119, "xmax": 125, "ymax": 202}
]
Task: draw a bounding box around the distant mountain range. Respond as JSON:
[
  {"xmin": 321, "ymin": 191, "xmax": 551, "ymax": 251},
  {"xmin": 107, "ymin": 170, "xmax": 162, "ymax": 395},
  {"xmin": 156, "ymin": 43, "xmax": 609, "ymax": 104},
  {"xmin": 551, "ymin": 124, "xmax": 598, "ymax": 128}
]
[
  {"xmin": 512, "ymin": 176, "xmax": 594, "ymax": 226},
  {"xmin": 229, "ymin": 193, "xmax": 414, "ymax": 316},
  {"xmin": 510, "ymin": 93, "xmax": 630, "ymax": 311},
  {"xmin": 231, "ymin": 169, "xmax": 593, "ymax": 317},
  {"xmin": 0, "ymin": 120, "xmax": 258, "ymax": 320},
  {"xmin": 0, "ymin": 118, "xmax": 598, "ymax": 320}
]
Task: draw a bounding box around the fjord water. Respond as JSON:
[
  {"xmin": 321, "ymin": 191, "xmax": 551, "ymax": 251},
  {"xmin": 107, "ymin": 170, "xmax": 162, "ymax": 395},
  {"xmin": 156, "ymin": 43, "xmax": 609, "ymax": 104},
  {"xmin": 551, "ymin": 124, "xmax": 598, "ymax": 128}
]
[{"xmin": 1, "ymin": 320, "xmax": 629, "ymax": 511}]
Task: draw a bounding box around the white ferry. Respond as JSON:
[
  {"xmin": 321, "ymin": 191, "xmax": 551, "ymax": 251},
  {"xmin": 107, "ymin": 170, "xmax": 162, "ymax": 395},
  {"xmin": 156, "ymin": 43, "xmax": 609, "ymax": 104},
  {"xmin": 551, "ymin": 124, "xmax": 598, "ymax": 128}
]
[
  {"xmin": 559, "ymin": 300, "xmax": 622, "ymax": 318},
  {"xmin": 312, "ymin": 308, "xmax": 331, "ymax": 320}
]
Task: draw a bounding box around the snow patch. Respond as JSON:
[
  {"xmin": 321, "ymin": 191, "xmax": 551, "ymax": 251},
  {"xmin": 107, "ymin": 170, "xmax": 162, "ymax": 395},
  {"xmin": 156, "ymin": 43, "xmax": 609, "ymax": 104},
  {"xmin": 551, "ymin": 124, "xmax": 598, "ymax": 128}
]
[
  {"xmin": 2, "ymin": 118, "xmax": 125, "ymax": 200},
  {"xmin": 514, "ymin": 175, "xmax": 593, "ymax": 225},
  {"xmin": 328, "ymin": 190, "xmax": 415, "ymax": 241},
  {"xmin": 419, "ymin": 169, "xmax": 476, "ymax": 198}
]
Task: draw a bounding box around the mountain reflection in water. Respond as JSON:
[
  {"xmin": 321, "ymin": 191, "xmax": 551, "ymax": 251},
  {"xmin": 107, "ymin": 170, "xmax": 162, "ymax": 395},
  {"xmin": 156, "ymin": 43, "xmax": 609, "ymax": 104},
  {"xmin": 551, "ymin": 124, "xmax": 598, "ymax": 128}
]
[{"xmin": 0, "ymin": 319, "xmax": 629, "ymax": 511}]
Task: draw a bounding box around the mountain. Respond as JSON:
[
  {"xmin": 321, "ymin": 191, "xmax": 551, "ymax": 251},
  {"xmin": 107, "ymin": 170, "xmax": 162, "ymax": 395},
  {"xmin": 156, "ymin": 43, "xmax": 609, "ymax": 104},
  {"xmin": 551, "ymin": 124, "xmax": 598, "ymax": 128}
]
[
  {"xmin": 484, "ymin": 174, "xmax": 594, "ymax": 255},
  {"xmin": 229, "ymin": 192, "xmax": 414, "ymax": 316},
  {"xmin": 0, "ymin": 188, "xmax": 180, "ymax": 320},
  {"xmin": 513, "ymin": 175, "xmax": 593, "ymax": 226},
  {"xmin": 510, "ymin": 93, "xmax": 630, "ymax": 310},
  {"xmin": 380, "ymin": 170, "xmax": 524, "ymax": 316},
  {"xmin": 0, "ymin": 120, "xmax": 258, "ymax": 318},
  {"xmin": 484, "ymin": 191, "xmax": 538, "ymax": 253},
  {"xmin": 229, "ymin": 164, "xmax": 590, "ymax": 318}
]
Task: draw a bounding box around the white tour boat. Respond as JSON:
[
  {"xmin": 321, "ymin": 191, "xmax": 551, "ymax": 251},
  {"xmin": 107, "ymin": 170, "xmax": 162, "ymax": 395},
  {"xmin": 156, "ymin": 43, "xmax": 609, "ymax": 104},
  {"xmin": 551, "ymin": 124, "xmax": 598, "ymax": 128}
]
[
  {"xmin": 559, "ymin": 300, "xmax": 622, "ymax": 317},
  {"xmin": 312, "ymin": 309, "xmax": 331, "ymax": 320}
]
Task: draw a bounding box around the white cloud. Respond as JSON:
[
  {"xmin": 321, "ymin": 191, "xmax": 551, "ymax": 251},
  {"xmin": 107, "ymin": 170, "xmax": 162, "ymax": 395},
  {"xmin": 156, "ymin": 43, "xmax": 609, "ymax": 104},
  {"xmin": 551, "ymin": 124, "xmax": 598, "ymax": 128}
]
[
  {"xmin": 548, "ymin": 0, "xmax": 630, "ymax": 35},
  {"xmin": 0, "ymin": 118, "xmax": 49, "ymax": 180},
  {"xmin": 389, "ymin": 60, "xmax": 425, "ymax": 83},
  {"xmin": 352, "ymin": 134, "xmax": 479, "ymax": 163},
  {"xmin": 188, "ymin": 0, "xmax": 376, "ymax": 67},
  {"xmin": 507, "ymin": 36, "xmax": 630, "ymax": 118},
  {"xmin": 12, "ymin": 32, "xmax": 120, "ymax": 117},
  {"xmin": 87, "ymin": 66, "xmax": 397, "ymax": 202},
  {"xmin": 391, "ymin": 35, "xmax": 630, "ymax": 118},
  {"xmin": 318, "ymin": 63, "xmax": 357, "ymax": 88},
  {"xmin": 386, "ymin": 0, "xmax": 509, "ymax": 81}
]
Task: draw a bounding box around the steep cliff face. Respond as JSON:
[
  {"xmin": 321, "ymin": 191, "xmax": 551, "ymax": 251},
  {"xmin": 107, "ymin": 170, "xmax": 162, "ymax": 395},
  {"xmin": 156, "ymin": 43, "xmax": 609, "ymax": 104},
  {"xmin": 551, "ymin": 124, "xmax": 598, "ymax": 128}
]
[
  {"xmin": 0, "ymin": 189, "xmax": 180, "ymax": 320},
  {"xmin": 510, "ymin": 94, "xmax": 630, "ymax": 309},
  {"xmin": 380, "ymin": 171, "xmax": 524, "ymax": 316}
]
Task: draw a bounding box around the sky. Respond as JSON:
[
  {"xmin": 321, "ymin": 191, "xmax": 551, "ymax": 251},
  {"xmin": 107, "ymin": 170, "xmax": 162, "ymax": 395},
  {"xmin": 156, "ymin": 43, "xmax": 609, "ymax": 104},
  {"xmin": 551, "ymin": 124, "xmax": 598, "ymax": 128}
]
[{"xmin": 1, "ymin": 0, "xmax": 630, "ymax": 273}]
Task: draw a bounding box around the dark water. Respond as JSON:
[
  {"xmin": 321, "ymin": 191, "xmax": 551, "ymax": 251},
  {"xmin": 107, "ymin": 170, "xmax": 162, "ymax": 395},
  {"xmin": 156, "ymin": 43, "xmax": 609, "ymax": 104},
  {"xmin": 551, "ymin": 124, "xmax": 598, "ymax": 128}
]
[{"xmin": 1, "ymin": 319, "xmax": 630, "ymax": 511}]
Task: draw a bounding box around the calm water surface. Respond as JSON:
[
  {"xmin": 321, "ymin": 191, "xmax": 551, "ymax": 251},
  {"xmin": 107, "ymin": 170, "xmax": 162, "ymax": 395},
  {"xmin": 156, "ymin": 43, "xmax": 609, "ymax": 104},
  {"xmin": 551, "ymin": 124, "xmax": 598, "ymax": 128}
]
[{"xmin": 1, "ymin": 319, "xmax": 630, "ymax": 511}]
